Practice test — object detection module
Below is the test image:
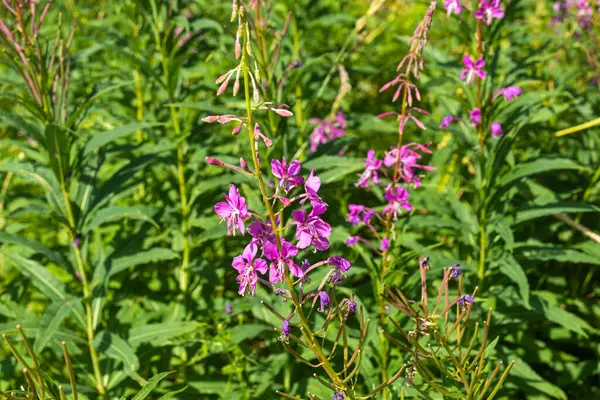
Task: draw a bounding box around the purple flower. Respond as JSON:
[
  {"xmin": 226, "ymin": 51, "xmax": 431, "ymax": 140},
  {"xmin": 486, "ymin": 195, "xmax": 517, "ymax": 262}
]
[
  {"xmin": 232, "ymin": 243, "xmax": 268, "ymax": 296},
  {"xmin": 333, "ymin": 392, "xmax": 344, "ymax": 400},
  {"xmin": 440, "ymin": 115, "xmax": 461, "ymax": 129},
  {"xmin": 346, "ymin": 235, "xmax": 360, "ymax": 246},
  {"xmin": 450, "ymin": 264, "xmax": 462, "ymax": 279},
  {"xmin": 493, "ymin": 86, "xmax": 522, "ymax": 101},
  {"xmin": 72, "ymin": 234, "xmax": 82, "ymax": 249},
  {"xmin": 214, "ymin": 184, "xmax": 249, "ymax": 236},
  {"xmin": 282, "ymin": 319, "xmax": 290, "ymax": 337},
  {"xmin": 362, "ymin": 207, "xmax": 377, "ymax": 224},
  {"xmin": 475, "ymin": 0, "xmax": 505, "ymax": 25},
  {"xmin": 309, "ymin": 112, "xmax": 347, "ymax": 153},
  {"xmin": 384, "ymin": 143, "xmax": 434, "ymax": 188},
  {"xmin": 271, "ymin": 158, "xmax": 304, "ymax": 193},
  {"xmin": 328, "ymin": 256, "xmax": 352, "ymax": 272},
  {"xmin": 419, "ymin": 256, "xmax": 431, "ymax": 270},
  {"xmin": 300, "ymin": 169, "xmax": 328, "ymax": 213},
  {"xmin": 380, "ymin": 237, "xmax": 389, "ymax": 252},
  {"xmin": 490, "ymin": 122, "xmax": 503, "ymax": 137},
  {"xmin": 461, "ymin": 56, "xmax": 486, "ymax": 85},
  {"xmin": 458, "ymin": 294, "xmax": 475, "ymax": 307},
  {"xmin": 225, "ymin": 303, "xmax": 233, "ymax": 315},
  {"xmin": 383, "ymin": 186, "xmax": 413, "ymax": 220},
  {"xmin": 346, "ymin": 204, "xmax": 365, "ymax": 226},
  {"xmin": 355, "ymin": 150, "xmax": 383, "ymax": 188},
  {"xmin": 248, "ymin": 220, "xmax": 276, "ymax": 246},
  {"xmin": 470, "ymin": 109, "xmax": 482, "ymax": 126},
  {"xmin": 291, "ymin": 209, "xmax": 332, "ymax": 251},
  {"xmin": 347, "ymin": 299, "xmax": 358, "ymax": 313},
  {"xmin": 445, "ymin": 0, "xmax": 462, "ymax": 16},
  {"xmin": 318, "ymin": 291, "xmax": 330, "ymax": 312},
  {"xmin": 263, "ymin": 239, "xmax": 302, "ymax": 282}
]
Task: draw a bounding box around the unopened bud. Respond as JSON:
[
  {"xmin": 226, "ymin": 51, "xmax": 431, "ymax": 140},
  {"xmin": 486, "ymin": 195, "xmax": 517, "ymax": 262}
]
[
  {"xmin": 205, "ymin": 157, "xmax": 224, "ymax": 166},
  {"xmin": 274, "ymin": 108, "xmax": 293, "ymax": 117},
  {"xmin": 202, "ymin": 115, "xmax": 219, "ymax": 123},
  {"xmin": 240, "ymin": 157, "xmax": 248, "ymax": 170},
  {"xmin": 232, "ymin": 124, "xmax": 242, "ymax": 136}
]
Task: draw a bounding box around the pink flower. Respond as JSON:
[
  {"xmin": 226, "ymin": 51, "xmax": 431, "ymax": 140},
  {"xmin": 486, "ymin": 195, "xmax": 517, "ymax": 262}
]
[
  {"xmin": 491, "ymin": 122, "xmax": 503, "ymax": 137},
  {"xmin": 474, "ymin": 0, "xmax": 505, "ymax": 25},
  {"xmin": 291, "ymin": 209, "xmax": 332, "ymax": 251},
  {"xmin": 317, "ymin": 291, "xmax": 330, "ymax": 312},
  {"xmin": 248, "ymin": 220, "xmax": 276, "ymax": 246},
  {"xmin": 271, "ymin": 158, "xmax": 304, "ymax": 193},
  {"xmin": 346, "ymin": 236, "xmax": 360, "ymax": 246},
  {"xmin": 214, "ymin": 184, "xmax": 249, "ymax": 235},
  {"xmin": 445, "ymin": 0, "xmax": 462, "ymax": 16},
  {"xmin": 346, "ymin": 204, "xmax": 365, "ymax": 226},
  {"xmin": 309, "ymin": 112, "xmax": 347, "ymax": 152},
  {"xmin": 383, "ymin": 143, "xmax": 434, "ymax": 187},
  {"xmin": 440, "ymin": 115, "xmax": 461, "ymax": 129},
  {"xmin": 380, "ymin": 237, "xmax": 389, "ymax": 252},
  {"xmin": 299, "ymin": 169, "xmax": 328, "ymax": 213},
  {"xmin": 470, "ymin": 108, "xmax": 482, "ymax": 126},
  {"xmin": 232, "ymin": 243, "xmax": 268, "ymax": 296},
  {"xmin": 383, "ymin": 186, "xmax": 413, "ymax": 220},
  {"xmin": 263, "ymin": 239, "xmax": 302, "ymax": 282},
  {"xmin": 329, "ymin": 256, "xmax": 351, "ymax": 283},
  {"xmin": 493, "ymin": 86, "xmax": 522, "ymax": 101},
  {"xmin": 461, "ymin": 55, "xmax": 486, "ymax": 85},
  {"xmin": 356, "ymin": 150, "xmax": 383, "ymax": 188}
]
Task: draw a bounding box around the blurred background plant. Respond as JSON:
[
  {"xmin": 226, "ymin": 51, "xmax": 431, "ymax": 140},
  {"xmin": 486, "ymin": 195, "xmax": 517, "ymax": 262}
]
[{"xmin": 0, "ymin": 0, "xmax": 598, "ymax": 399}]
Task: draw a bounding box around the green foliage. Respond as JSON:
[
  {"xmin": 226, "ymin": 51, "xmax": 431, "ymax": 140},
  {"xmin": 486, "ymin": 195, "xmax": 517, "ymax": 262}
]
[{"xmin": 0, "ymin": 0, "xmax": 598, "ymax": 399}]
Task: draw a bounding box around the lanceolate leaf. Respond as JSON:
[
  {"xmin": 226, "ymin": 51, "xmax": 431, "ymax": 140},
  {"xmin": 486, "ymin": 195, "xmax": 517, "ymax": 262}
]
[
  {"xmin": 83, "ymin": 122, "xmax": 162, "ymax": 156},
  {"xmin": 129, "ymin": 322, "xmax": 199, "ymax": 347},
  {"xmin": 34, "ymin": 298, "xmax": 82, "ymax": 353},
  {"xmin": 496, "ymin": 157, "xmax": 584, "ymax": 189},
  {"xmin": 498, "ymin": 255, "xmax": 530, "ymax": 308},
  {"xmin": 2, "ymin": 252, "xmax": 66, "ymax": 302},
  {"xmin": 84, "ymin": 205, "xmax": 159, "ymax": 232},
  {"xmin": 131, "ymin": 371, "xmax": 176, "ymax": 400},
  {"xmin": 513, "ymin": 203, "xmax": 599, "ymax": 224},
  {"xmin": 0, "ymin": 230, "xmax": 67, "ymax": 267},
  {"xmin": 94, "ymin": 331, "xmax": 140, "ymax": 375}
]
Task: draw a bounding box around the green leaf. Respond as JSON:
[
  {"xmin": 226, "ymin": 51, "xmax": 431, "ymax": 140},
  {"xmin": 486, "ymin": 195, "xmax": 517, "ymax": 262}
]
[
  {"xmin": 131, "ymin": 371, "xmax": 175, "ymax": 400},
  {"xmin": 0, "ymin": 230, "xmax": 67, "ymax": 267},
  {"xmin": 156, "ymin": 385, "xmax": 188, "ymax": 400},
  {"xmin": 2, "ymin": 252, "xmax": 66, "ymax": 301},
  {"xmin": 509, "ymin": 355, "xmax": 567, "ymax": 399},
  {"xmin": 94, "ymin": 331, "xmax": 139, "ymax": 375},
  {"xmin": 531, "ymin": 294, "xmax": 593, "ymax": 337},
  {"xmin": 129, "ymin": 322, "xmax": 199, "ymax": 347},
  {"xmin": 498, "ymin": 255, "xmax": 530, "ymax": 308},
  {"xmin": 83, "ymin": 122, "xmax": 161, "ymax": 156},
  {"xmin": 84, "ymin": 205, "xmax": 158, "ymax": 232},
  {"xmin": 108, "ymin": 248, "xmax": 179, "ymax": 278},
  {"xmin": 228, "ymin": 324, "xmax": 269, "ymax": 345},
  {"xmin": 515, "ymin": 244, "xmax": 600, "ymax": 265},
  {"xmin": 44, "ymin": 124, "xmax": 71, "ymax": 183},
  {"xmin": 34, "ymin": 298, "xmax": 81, "ymax": 353},
  {"xmin": 497, "ymin": 158, "xmax": 584, "ymax": 189},
  {"xmin": 514, "ymin": 203, "xmax": 599, "ymax": 224}
]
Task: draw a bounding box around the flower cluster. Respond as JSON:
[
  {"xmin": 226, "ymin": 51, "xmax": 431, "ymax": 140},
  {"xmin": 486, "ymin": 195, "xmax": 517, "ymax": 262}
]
[
  {"xmin": 551, "ymin": 0, "xmax": 597, "ymax": 30},
  {"xmin": 309, "ymin": 112, "xmax": 347, "ymax": 153},
  {"xmin": 347, "ymin": 2, "xmax": 436, "ymax": 255},
  {"xmin": 440, "ymin": 0, "xmax": 522, "ymax": 139},
  {"xmin": 212, "ymin": 157, "xmax": 353, "ymax": 296}
]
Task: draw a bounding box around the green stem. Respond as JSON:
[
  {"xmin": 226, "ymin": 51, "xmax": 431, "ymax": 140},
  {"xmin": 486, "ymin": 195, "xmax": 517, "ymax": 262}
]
[
  {"xmin": 478, "ymin": 217, "xmax": 486, "ymax": 283},
  {"xmin": 241, "ymin": 25, "xmax": 355, "ymax": 399},
  {"xmin": 170, "ymin": 107, "xmax": 191, "ymax": 314},
  {"xmin": 60, "ymin": 183, "xmax": 107, "ymax": 399}
]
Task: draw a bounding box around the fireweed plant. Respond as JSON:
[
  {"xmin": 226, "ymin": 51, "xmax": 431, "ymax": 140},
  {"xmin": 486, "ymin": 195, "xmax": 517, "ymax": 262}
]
[{"xmin": 205, "ymin": 1, "xmax": 513, "ymax": 399}]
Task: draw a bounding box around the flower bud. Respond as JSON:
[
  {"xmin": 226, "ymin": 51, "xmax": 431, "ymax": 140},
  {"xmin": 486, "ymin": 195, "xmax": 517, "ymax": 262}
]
[
  {"xmin": 206, "ymin": 157, "xmax": 224, "ymax": 166},
  {"xmin": 240, "ymin": 157, "xmax": 248, "ymax": 170},
  {"xmin": 282, "ymin": 319, "xmax": 290, "ymax": 337},
  {"xmin": 232, "ymin": 124, "xmax": 242, "ymax": 136},
  {"xmin": 202, "ymin": 115, "xmax": 220, "ymax": 123}
]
